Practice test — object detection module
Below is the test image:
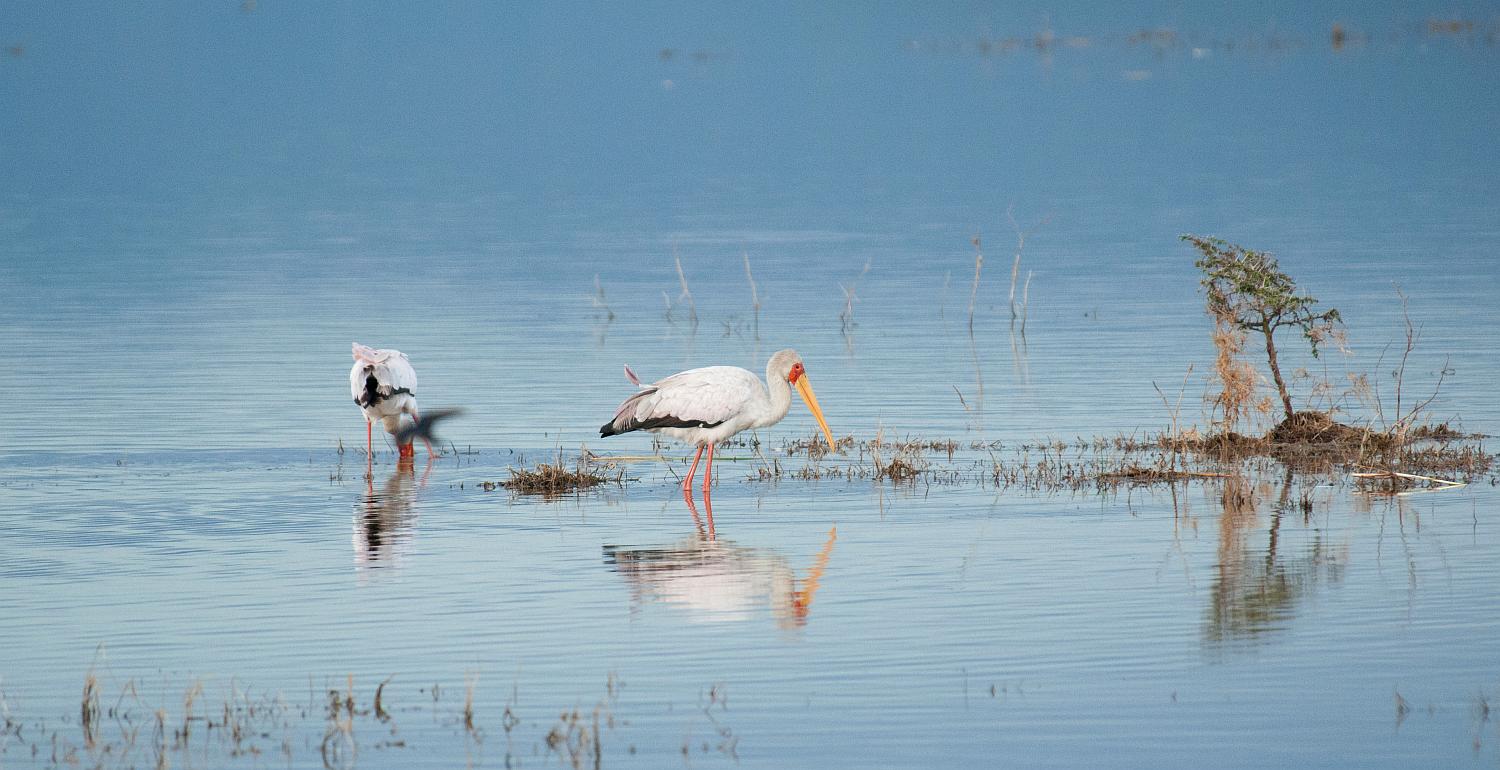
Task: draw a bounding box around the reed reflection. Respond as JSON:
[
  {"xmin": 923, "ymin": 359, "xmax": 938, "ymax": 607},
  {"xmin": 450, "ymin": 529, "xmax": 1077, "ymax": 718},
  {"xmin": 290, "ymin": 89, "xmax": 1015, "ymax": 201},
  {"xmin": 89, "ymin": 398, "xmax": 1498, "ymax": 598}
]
[
  {"xmin": 1204, "ymin": 470, "xmax": 1345, "ymax": 647},
  {"xmin": 603, "ymin": 503, "xmax": 836, "ymax": 629},
  {"xmin": 353, "ymin": 457, "xmax": 429, "ymax": 576}
]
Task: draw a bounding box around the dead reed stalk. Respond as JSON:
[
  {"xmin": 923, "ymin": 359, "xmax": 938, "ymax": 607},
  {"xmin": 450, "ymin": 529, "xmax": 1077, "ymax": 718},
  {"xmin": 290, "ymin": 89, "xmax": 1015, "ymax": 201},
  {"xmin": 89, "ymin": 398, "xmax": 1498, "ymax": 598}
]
[
  {"xmin": 673, "ymin": 244, "xmax": 698, "ymax": 329},
  {"xmin": 1020, "ymin": 269, "xmax": 1033, "ymax": 334},
  {"xmin": 742, "ymin": 249, "xmax": 760, "ymax": 336},
  {"xmin": 838, "ymin": 260, "xmax": 871, "ymax": 346},
  {"xmin": 1383, "ymin": 287, "xmax": 1448, "ymax": 451},
  {"xmin": 968, "ymin": 235, "xmax": 984, "ymax": 331},
  {"xmin": 1006, "ymin": 205, "xmax": 1049, "ymax": 327},
  {"xmin": 1153, "ymin": 365, "xmax": 1195, "ymax": 474},
  {"xmin": 592, "ymin": 275, "xmax": 614, "ymax": 321},
  {"xmin": 463, "ymin": 673, "xmax": 479, "ymax": 738},
  {"xmin": 373, "ymin": 677, "xmax": 392, "ymax": 722},
  {"xmin": 1006, "ymin": 207, "xmax": 1022, "ymax": 321},
  {"xmin": 81, "ymin": 671, "xmax": 100, "ymax": 749}
]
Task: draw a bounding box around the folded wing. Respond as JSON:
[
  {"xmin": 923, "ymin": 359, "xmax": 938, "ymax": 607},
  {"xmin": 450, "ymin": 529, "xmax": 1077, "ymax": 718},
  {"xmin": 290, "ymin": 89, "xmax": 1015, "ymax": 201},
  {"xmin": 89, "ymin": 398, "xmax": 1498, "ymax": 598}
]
[{"xmin": 601, "ymin": 366, "xmax": 759, "ymax": 436}]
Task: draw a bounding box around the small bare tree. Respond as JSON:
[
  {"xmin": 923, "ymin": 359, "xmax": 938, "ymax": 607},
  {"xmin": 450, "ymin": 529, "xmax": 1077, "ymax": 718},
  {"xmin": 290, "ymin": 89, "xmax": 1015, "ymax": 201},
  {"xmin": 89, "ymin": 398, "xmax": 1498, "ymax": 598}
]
[{"xmin": 1183, "ymin": 235, "xmax": 1342, "ymax": 421}]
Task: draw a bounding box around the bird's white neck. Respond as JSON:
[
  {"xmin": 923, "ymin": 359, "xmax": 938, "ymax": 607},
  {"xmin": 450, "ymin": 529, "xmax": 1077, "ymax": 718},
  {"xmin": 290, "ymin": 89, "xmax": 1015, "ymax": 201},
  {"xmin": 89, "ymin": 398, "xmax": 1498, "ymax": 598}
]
[{"xmin": 761, "ymin": 359, "xmax": 793, "ymax": 427}]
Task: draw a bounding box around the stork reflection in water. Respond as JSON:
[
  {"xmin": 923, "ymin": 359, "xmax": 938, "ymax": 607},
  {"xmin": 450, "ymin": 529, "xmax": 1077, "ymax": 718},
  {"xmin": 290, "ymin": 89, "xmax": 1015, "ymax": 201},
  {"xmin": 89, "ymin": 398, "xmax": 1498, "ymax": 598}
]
[
  {"xmin": 353, "ymin": 456, "xmax": 430, "ymax": 577},
  {"xmin": 603, "ymin": 522, "xmax": 837, "ymax": 629}
]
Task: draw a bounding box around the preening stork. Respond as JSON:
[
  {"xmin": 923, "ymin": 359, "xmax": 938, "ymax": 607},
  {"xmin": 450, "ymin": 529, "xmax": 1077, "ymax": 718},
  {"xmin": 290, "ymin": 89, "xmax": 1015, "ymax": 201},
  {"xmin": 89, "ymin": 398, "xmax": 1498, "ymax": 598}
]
[
  {"xmin": 600, "ymin": 349, "xmax": 837, "ymax": 498},
  {"xmin": 350, "ymin": 342, "xmax": 433, "ymax": 458}
]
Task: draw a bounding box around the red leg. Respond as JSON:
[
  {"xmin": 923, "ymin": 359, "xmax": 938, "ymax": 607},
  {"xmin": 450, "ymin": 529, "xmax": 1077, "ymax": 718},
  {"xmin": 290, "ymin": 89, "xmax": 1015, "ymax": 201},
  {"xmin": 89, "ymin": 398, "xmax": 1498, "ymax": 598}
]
[
  {"xmin": 367, "ymin": 420, "xmax": 373, "ymax": 456},
  {"xmin": 683, "ymin": 494, "xmax": 705, "ymax": 535},
  {"xmin": 701, "ymin": 442, "xmax": 716, "ymax": 495},
  {"xmin": 682, "ymin": 445, "xmax": 704, "ymax": 495}
]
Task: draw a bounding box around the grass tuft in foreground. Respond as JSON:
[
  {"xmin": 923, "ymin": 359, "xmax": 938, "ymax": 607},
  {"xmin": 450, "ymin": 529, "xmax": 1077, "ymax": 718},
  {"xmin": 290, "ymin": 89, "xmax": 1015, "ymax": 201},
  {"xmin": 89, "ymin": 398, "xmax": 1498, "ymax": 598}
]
[{"xmin": 483, "ymin": 453, "xmax": 618, "ymax": 497}]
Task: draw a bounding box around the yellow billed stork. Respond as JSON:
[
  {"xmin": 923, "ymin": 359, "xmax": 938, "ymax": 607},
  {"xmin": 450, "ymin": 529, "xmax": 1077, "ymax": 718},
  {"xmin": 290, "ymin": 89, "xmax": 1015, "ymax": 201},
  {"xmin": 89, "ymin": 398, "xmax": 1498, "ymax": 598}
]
[{"xmin": 600, "ymin": 349, "xmax": 836, "ymax": 498}]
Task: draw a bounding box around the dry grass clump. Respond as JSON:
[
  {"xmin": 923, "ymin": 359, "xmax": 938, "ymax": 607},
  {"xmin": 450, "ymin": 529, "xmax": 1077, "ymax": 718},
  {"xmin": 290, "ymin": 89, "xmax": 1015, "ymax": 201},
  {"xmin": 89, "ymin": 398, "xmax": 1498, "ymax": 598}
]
[
  {"xmin": 1096, "ymin": 465, "xmax": 1228, "ymax": 484},
  {"xmin": 782, "ymin": 433, "xmax": 857, "ymax": 459},
  {"xmin": 1407, "ymin": 421, "xmax": 1476, "ymax": 441},
  {"xmin": 1266, "ymin": 411, "xmax": 1389, "ymax": 447},
  {"xmin": 875, "ymin": 455, "xmax": 923, "ymax": 483},
  {"xmin": 489, "ymin": 460, "xmax": 614, "ymax": 496},
  {"xmin": 480, "ymin": 452, "xmax": 619, "ymax": 497},
  {"xmin": 1388, "ymin": 443, "xmax": 1493, "ymax": 481}
]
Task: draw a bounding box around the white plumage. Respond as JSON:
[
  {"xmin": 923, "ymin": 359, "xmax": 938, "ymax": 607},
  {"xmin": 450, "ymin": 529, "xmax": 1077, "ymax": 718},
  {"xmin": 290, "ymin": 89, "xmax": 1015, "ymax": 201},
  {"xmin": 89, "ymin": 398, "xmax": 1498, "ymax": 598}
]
[
  {"xmin": 614, "ymin": 366, "xmax": 765, "ymax": 445},
  {"xmin": 601, "ymin": 349, "xmax": 836, "ymax": 499},
  {"xmin": 350, "ymin": 342, "xmax": 429, "ymax": 458}
]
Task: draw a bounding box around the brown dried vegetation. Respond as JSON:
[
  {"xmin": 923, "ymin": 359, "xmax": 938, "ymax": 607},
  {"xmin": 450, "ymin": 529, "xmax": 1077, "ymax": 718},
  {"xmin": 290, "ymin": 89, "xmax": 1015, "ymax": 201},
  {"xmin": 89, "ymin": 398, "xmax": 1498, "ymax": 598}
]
[{"xmin": 483, "ymin": 455, "xmax": 618, "ymax": 496}]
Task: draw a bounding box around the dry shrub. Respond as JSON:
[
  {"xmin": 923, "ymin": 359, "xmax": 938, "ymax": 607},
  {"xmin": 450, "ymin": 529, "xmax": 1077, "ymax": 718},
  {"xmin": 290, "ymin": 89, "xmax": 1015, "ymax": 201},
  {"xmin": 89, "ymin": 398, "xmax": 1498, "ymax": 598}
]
[{"xmin": 1209, "ymin": 315, "xmax": 1267, "ymax": 433}]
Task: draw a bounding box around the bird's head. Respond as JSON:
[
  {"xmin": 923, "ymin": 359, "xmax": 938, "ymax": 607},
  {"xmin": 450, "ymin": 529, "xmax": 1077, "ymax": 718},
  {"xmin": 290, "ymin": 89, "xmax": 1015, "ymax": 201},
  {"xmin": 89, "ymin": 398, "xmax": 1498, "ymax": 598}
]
[{"xmin": 770, "ymin": 349, "xmax": 836, "ymax": 452}]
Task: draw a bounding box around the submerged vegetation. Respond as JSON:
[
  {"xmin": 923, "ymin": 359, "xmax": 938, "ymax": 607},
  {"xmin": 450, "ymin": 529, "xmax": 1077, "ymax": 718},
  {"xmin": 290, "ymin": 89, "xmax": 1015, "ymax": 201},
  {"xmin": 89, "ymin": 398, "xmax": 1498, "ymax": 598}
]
[
  {"xmin": 0, "ymin": 671, "xmax": 747, "ymax": 769},
  {"xmin": 750, "ymin": 422, "xmax": 1492, "ymax": 494}
]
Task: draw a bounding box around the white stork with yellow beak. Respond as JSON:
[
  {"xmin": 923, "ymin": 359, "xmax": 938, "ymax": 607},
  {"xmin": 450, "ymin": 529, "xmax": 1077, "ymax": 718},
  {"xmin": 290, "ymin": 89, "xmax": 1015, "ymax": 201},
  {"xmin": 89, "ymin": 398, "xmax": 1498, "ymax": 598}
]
[{"xmin": 600, "ymin": 349, "xmax": 836, "ymax": 498}]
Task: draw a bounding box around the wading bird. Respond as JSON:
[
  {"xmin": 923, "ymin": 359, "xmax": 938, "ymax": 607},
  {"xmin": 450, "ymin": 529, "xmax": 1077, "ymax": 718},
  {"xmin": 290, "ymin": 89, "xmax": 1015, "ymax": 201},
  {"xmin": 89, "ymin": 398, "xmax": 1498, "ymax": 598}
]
[
  {"xmin": 600, "ymin": 349, "xmax": 837, "ymax": 498},
  {"xmin": 350, "ymin": 342, "xmax": 433, "ymax": 458}
]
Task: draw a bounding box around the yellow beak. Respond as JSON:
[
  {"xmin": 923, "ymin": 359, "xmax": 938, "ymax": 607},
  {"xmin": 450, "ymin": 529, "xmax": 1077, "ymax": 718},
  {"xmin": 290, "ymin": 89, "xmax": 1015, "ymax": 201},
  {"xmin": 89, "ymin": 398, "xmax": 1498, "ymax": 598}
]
[{"xmin": 793, "ymin": 375, "xmax": 837, "ymax": 452}]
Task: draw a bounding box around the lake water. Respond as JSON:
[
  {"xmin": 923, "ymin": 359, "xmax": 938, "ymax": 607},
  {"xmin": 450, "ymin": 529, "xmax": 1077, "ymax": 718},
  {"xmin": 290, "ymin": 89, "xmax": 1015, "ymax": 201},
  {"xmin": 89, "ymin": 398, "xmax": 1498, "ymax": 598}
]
[{"xmin": 2, "ymin": 3, "xmax": 1499, "ymax": 767}]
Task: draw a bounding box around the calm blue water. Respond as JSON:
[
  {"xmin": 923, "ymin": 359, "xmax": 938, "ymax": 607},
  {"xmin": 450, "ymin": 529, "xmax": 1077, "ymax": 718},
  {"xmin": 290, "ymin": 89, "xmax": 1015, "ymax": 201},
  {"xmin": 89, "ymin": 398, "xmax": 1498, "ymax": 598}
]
[{"xmin": 2, "ymin": 3, "xmax": 1499, "ymax": 767}]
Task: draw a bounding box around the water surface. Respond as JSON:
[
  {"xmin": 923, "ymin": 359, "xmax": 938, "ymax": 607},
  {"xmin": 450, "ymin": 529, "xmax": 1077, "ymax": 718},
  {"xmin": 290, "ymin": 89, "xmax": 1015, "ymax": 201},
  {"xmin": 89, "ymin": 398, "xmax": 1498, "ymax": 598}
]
[{"xmin": 2, "ymin": 3, "xmax": 1499, "ymax": 767}]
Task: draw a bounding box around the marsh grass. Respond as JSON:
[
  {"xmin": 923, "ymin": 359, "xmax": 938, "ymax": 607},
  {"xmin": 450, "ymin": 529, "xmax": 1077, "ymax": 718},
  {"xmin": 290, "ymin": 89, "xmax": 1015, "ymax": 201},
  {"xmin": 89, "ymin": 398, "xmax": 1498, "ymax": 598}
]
[
  {"xmin": 485, "ymin": 452, "xmax": 620, "ymax": 497},
  {"xmin": 750, "ymin": 425, "xmax": 1492, "ymax": 492},
  {"xmin": 542, "ymin": 673, "xmax": 622, "ymax": 770},
  {"xmin": 2, "ymin": 672, "xmax": 670, "ymax": 769}
]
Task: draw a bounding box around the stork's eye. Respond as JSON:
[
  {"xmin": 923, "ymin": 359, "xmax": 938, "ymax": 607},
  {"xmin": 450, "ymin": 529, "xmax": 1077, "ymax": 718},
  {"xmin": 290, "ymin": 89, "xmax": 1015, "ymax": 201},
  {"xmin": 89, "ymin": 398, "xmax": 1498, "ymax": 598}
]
[{"xmin": 788, "ymin": 362, "xmax": 804, "ymax": 382}]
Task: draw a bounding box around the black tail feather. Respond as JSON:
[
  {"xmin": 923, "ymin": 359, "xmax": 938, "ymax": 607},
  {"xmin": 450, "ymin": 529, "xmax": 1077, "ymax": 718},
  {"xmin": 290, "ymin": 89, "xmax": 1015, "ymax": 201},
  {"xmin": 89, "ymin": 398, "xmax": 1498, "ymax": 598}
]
[{"xmin": 600, "ymin": 414, "xmax": 722, "ymax": 438}]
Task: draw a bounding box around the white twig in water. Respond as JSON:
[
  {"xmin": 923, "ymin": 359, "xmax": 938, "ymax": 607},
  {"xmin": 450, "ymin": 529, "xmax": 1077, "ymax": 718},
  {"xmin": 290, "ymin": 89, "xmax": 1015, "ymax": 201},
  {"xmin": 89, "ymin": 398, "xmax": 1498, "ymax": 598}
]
[
  {"xmin": 1007, "ymin": 205, "xmax": 1051, "ymax": 324},
  {"xmin": 592, "ymin": 274, "xmax": 615, "ymax": 321},
  {"xmin": 743, "ymin": 249, "xmax": 760, "ymax": 337},
  {"xmin": 838, "ymin": 260, "xmax": 871, "ymax": 338},
  {"xmin": 968, "ymin": 235, "xmax": 983, "ymax": 332},
  {"xmin": 674, "ymin": 244, "xmax": 698, "ymax": 329},
  {"xmin": 1020, "ymin": 270, "xmax": 1033, "ymax": 334}
]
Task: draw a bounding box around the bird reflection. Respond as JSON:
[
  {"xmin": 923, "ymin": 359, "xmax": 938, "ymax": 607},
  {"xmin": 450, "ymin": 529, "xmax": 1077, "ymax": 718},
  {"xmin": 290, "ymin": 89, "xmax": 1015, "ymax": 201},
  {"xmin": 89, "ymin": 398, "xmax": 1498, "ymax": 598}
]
[
  {"xmin": 353, "ymin": 457, "xmax": 429, "ymax": 576},
  {"xmin": 603, "ymin": 514, "xmax": 837, "ymax": 629},
  {"xmin": 1204, "ymin": 471, "xmax": 1345, "ymax": 647}
]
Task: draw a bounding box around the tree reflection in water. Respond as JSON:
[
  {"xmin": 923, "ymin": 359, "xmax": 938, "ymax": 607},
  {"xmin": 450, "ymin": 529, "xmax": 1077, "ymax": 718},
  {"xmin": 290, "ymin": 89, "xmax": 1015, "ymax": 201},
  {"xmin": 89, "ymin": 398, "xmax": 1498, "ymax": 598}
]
[{"xmin": 1205, "ymin": 469, "xmax": 1347, "ymax": 647}]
